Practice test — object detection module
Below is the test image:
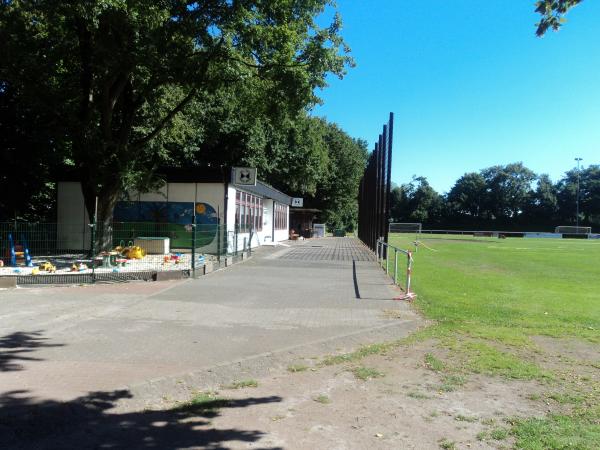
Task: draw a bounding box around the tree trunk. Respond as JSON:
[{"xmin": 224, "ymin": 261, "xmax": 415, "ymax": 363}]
[{"xmin": 81, "ymin": 177, "xmax": 121, "ymax": 253}]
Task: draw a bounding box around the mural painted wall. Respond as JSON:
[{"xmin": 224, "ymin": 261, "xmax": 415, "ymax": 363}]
[{"xmin": 113, "ymin": 201, "xmax": 218, "ymax": 248}]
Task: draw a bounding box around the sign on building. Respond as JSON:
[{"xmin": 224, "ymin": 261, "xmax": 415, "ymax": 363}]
[
  {"xmin": 291, "ymin": 197, "xmax": 303, "ymax": 207},
  {"xmin": 232, "ymin": 167, "xmax": 257, "ymax": 186}
]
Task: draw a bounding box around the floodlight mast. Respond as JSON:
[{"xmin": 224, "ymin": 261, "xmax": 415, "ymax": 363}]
[{"xmin": 575, "ymin": 157, "xmax": 583, "ymax": 229}]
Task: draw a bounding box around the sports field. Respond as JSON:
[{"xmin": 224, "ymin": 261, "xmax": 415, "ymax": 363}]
[{"xmin": 388, "ymin": 233, "xmax": 600, "ymax": 448}]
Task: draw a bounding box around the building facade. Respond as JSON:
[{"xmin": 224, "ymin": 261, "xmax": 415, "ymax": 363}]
[{"xmin": 57, "ymin": 168, "xmax": 291, "ymax": 254}]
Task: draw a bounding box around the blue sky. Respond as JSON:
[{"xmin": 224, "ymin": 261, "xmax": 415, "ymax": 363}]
[{"xmin": 312, "ymin": 1, "xmax": 600, "ymax": 193}]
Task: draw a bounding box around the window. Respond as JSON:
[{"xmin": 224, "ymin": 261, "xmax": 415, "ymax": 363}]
[
  {"xmin": 274, "ymin": 202, "xmax": 288, "ymax": 230},
  {"xmin": 235, "ymin": 191, "xmax": 263, "ymax": 232}
]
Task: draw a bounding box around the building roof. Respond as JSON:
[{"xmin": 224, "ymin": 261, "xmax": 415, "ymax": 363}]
[
  {"xmin": 290, "ymin": 207, "xmax": 321, "ymax": 213},
  {"xmin": 57, "ymin": 166, "xmax": 227, "ymax": 183},
  {"xmin": 58, "ymin": 166, "xmax": 293, "ymax": 205},
  {"xmin": 235, "ymin": 181, "xmax": 292, "ymax": 205}
]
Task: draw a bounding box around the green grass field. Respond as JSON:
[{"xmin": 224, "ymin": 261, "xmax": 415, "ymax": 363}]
[{"xmin": 387, "ymin": 233, "xmax": 600, "ymax": 449}]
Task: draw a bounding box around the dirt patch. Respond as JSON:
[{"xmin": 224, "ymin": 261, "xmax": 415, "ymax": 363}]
[
  {"xmin": 532, "ymin": 336, "xmax": 600, "ymax": 363},
  {"xmin": 8, "ymin": 330, "xmax": 597, "ymax": 449},
  {"xmin": 167, "ymin": 341, "xmax": 548, "ymax": 449},
  {"xmin": 531, "ymin": 335, "xmax": 600, "ymax": 384},
  {"xmin": 6, "ymin": 335, "xmax": 594, "ymax": 449}
]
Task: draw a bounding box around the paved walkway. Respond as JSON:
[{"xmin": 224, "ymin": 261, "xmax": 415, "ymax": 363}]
[{"xmin": 0, "ymin": 237, "xmax": 420, "ymax": 410}]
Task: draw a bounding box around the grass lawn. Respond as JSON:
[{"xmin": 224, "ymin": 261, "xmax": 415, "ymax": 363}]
[{"xmin": 387, "ymin": 233, "xmax": 600, "ymax": 449}]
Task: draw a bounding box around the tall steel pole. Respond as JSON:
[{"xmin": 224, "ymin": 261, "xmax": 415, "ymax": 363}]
[{"xmin": 575, "ymin": 157, "xmax": 583, "ymax": 229}]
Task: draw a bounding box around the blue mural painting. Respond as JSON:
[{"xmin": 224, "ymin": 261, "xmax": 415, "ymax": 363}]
[
  {"xmin": 113, "ymin": 201, "xmax": 218, "ymax": 248},
  {"xmin": 114, "ymin": 201, "xmax": 218, "ymax": 225}
]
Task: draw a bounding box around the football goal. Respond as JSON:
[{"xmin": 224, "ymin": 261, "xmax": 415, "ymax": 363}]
[
  {"xmin": 389, "ymin": 223, "xmax": 422, "ymax": 236},
  {"xmin": 554, "ymin": 225, "xmax": 591, "ymax": 234}
]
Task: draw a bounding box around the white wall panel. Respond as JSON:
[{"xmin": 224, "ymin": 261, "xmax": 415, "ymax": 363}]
[
  {"xmin": 56, "ymin": 182, "xmax": 91, "ymax": 250},
  {"xmin": 167, "ymin": 183, "xmax": 196, "ymax": 202},
  {"xmin": 139, "ymin": 183, "xmax": 167, "ymax": 202}
]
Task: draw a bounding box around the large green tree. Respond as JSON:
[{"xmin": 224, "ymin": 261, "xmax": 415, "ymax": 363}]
[
  {"xmin": 152, "ymin": 79, "xmax": 331, "ymax": 196},
  {"xmin": 390, "ymin": 177, "xmax": 443, "ymax": 225},
  {"xmin": 480, "ymin": 163, "xmax": 536, "ymax": 221},
  {"xmin": 310, "ymin": 120, "xmax": 368, "ymax": 230},
  {"xmin": 526, "ymin": 174, "xmax": 559, "ymax": 224},
  {"xmin": 556, "ymin": 165, "xmax": 600, "ymax": 226},
  {"xmin": 447, "ymin": 172, "xmax": 487, "ymax": 219},
  {"xmin": 0, "ymin": 0, "xmax": 351, "ymax": 246}
]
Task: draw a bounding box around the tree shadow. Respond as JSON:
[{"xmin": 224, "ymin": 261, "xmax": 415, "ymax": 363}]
[
  {"xmin": 0, "ymin": 331, "xmax": 283, "ymax": 448},
  {"xmin": 0, "ymin": 330, "xmax": 64, "ymax": 372},
  {"xmin": 0, "ymin": 389, "xmax": 283, "ymax": 449}
]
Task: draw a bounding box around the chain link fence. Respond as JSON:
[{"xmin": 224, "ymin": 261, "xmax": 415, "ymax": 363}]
[{"xmin": 0, "ymin": 221, "xmax": 249, "ymax": 285}]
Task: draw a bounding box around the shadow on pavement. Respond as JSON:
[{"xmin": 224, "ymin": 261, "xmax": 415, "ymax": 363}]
[
  {"xmin": 1, "ymin": 331, "xmax": 282, "ymax": 449},
  {"xmin": 0, "ymin": 330, "xmax": 64, "ymax": 372},
  {"xmin": 0, "ymin": 389, "xmax": 283, "ymax": 449}
]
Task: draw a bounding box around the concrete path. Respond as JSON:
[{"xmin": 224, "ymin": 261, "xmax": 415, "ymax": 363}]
[{"xmin": 0, "ymin": 238, "xmax": 421, "ymax": 410}]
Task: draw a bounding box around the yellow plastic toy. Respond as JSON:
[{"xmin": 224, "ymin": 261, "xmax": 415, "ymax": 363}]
[
  {"xmin": 39, "ymin": 262, "xmax": 56, "ymax": 273},
  {"xmin": 125, "ymin": 246, "xmax": 146, "ymax": 259}
]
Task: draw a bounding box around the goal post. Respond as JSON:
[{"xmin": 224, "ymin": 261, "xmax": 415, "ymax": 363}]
[
  {"xmin": 388, "ymin": 223, "xmax": 422, "ymax": 236},
  {"xmin": 554, "ymin": 225, "xmax": 591, "ymax": 235}
]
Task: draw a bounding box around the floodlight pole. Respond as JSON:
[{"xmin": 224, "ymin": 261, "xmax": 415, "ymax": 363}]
[{"xmin": 575, "ymin": 157, "xmax": 582, "ymax": 229}]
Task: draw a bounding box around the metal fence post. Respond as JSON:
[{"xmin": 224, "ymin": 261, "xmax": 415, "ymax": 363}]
[
  {"xmin": 90, "ymin": 218, "xmax": 96, "ymax": 284},
  {"xmin": 191, "ymin": 216, "xmax": 196, "ymax": 278},
  {"xmin": 406, "ymin": 251, "xmax": 413, "ymax": 295},
  {"xmin": 385, "ymin": 243, "xmax": 389, "ymax": 275},
  {"xmin": 394, "ymin": 247, "xmax": 398, "ymax": 285},
  {"xmin": 249, "ymin": 227, "xmax": 253, "ymax": 256}
]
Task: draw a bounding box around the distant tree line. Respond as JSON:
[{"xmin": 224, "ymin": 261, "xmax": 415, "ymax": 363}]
[{"xmin": 391, "ymin": 162, "xmax": 600, "ymax": 231}]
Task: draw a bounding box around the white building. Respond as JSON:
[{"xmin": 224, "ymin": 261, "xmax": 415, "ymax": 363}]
[{"xmin": 57, "ymin": 168, "xmax": 291, "ymax": 254}]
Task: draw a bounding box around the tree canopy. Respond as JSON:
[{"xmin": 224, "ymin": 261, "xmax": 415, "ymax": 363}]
[
  {"xmin": 535, "ymin": 0, "xmax": 582, "ymax": 36},
  {"xmin": 0, "ymin": 0, "xmax": 352, "ymax": 242}
]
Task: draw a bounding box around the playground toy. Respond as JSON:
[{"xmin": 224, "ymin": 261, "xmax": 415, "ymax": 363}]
[
  {"xmin": 111, "ymin": 240, "xmax": 146, "ymax": 259},
  {"xmin": 7, "ymin": 233, "xmax": 33, "ymax": 267},
  {"xmin": 39, "ymin": 262, "xmax": 57, "ymax": 273},
  {"xmin": 124, "ymin": 245, "xmax": 145, "ymax": 259},
  {"xmin": 99, "ymin": 251, "xmax": 121, "ymax": 268},
  {"xmin": 162, "ymin": 253, "xmax": 183, "ymax": 264},
  {"xmin": 71, "ymin": 262, "xmax": 88, "ymax": 272}
]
